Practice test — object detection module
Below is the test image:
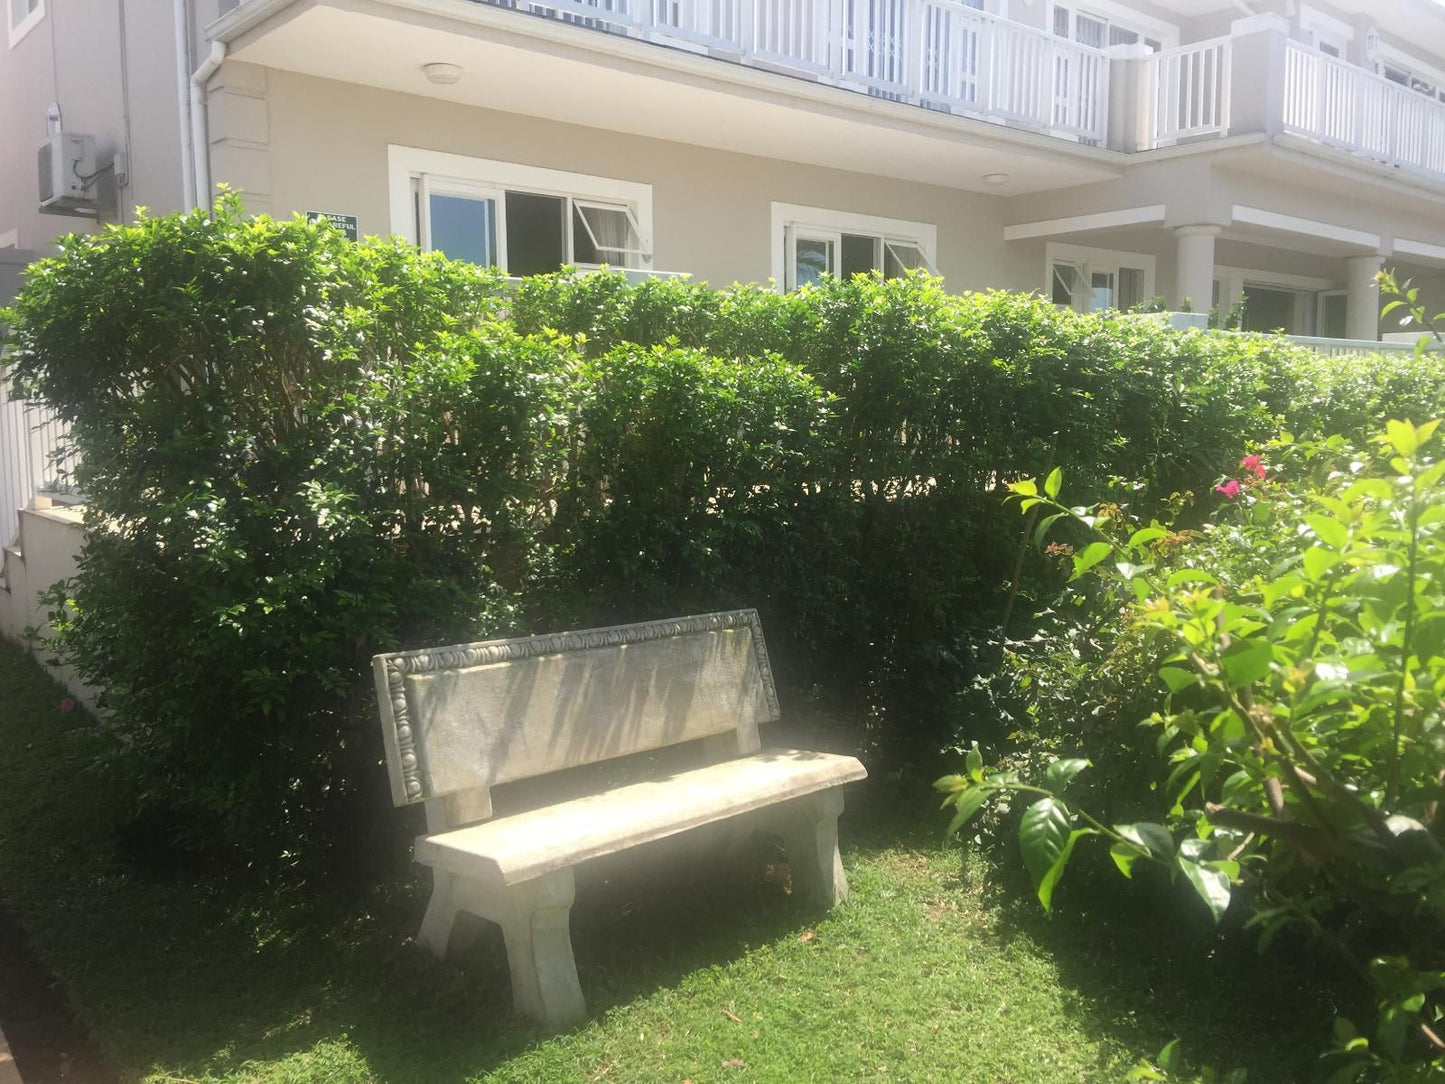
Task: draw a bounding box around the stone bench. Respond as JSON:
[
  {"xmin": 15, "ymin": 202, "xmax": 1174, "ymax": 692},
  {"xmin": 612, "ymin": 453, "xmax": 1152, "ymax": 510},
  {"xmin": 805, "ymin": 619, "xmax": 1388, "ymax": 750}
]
[{"xmin": 372, "ymin": 608, "xmax": 867, "ymax": 1028}]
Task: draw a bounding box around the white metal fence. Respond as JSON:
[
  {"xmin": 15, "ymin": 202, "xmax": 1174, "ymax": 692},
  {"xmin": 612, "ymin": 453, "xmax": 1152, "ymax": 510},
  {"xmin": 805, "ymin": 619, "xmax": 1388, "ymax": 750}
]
[
  {"xmin": 483, "ymin": 0, "xmax": 1111, "ymax": 141},
  {"xmin": 0, "ymin": 385, "xmax": 79, "ymax": 552},
  {"xmin": 1282, "ymin": 42, "xmax": 1445, "ymax": 182},
  {"xmin": 1142, "ymin": 37, "xmax": 1231, "ymax": 146}
]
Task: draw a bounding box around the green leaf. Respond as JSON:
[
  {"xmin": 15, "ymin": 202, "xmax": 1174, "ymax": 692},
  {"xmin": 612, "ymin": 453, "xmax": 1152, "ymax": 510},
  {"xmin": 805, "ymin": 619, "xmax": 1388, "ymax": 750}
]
[
  {"xmin": 945, "ymin": 787, "xmax": 990, "ymax": 837},
  {"xmin": 1127, "ymin": 526, "xmax": 1168, "ymax": 549},
  {"xmin": 1036, "ymin": 828, "xmax": 1094, "ymax": 911},
  {"xmin": 1302, "ymin": 546, "xmax": 1341, "ymax": 582},
  {"xmin": 1305, "ymin": 514, "xmax": 1348, "ymax": 550},
  {"xmin": 1044, "ymin": 757, "xmax": 1091, "ymax": 797},
  {"xmin": 1158, "ymin": 665, "xmax": 1198, "ymax": 693},
  {"xmin": 1116, "ymin": 822, "xmax": 1174, "ymax": 859},
  {"xmin": 1072, "ymin": 541, "xmax": 1113, "ymax": 578},
  {"xmin": 1219, "ymin": 640, "xmax": 1272, "ymax": 687},
  {"xmin": 965, "ymin": 742, "xmax": 983, "ymax": 783},
  {"xmin": 1044, "ymin": 466, "xmax": 1063, "ymax": 500},
  {"xmin": 1178, "ymin": 858, "xmax": 1232, "ymax": 923},
  {"xmin": 1110, "ymin": 841, "xmax": 1140, "ymax": 879},
  {"xmin": 1034, "ymin": 512, "xmax": 1066, "ymax": 549},
  {"xmin": 1385, "ymin": 418, "xmax": 1418, "ymax": 458},
  {"xmin": 1019, "ymin": 796, "xmax": 1072, "ymax": 908},
  {"xmin": 1157, "ymin": 1040, "xmax": 1183, "ymax": 1074},
  {"xmin": 1010, "ymin": 479, "xmax": 1038, "ymax": 497}
]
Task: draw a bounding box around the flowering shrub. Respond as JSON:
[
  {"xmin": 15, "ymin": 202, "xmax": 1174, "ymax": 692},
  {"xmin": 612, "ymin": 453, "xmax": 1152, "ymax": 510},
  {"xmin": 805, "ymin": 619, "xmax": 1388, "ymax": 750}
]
[
  {"xmin": 938, "ymin": 421, "xmax": 1445, "ymax": 1079},
  {"xmin": 6, "ymin": 199, "xmax": 1444, "ymax": 867}
]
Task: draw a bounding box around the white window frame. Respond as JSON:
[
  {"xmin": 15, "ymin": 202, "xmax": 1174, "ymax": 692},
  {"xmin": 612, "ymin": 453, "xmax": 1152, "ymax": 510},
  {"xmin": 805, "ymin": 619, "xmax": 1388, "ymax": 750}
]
[
  {"xmin": 1375, "ymin": 43, "xmax": 1445, "ymax": 100},
  {"xmin": 8, "ymin": 0, "xmax": 44, "ymax": 48},
  {"xmin": 1049, "ymin": 0, "xmax": 1177, "ymax": 51},
  {"xmin": 1297, "ymin": 5, "xmax": 1352, "ymax": 58},
  {"xmin": 770, "ymin": 203, "xmax": 938, "ymax": 290},
  {"xmin": 388, "ymin": 146, "xmax": 653, "ymax": 272},
  {"xmin": 1213, "ymin": 265, "xmax": 1337, "ymax": 336},
  {"xmin": 1044, "ymin": 242, "xmax": 1156, "ymax": 312}
]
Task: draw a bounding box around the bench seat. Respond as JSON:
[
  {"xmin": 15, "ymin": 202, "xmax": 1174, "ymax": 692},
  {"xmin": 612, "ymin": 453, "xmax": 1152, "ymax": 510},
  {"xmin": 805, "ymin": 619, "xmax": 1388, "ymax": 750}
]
[{"xmin": 416, "ymin": 747, "xmax": 867, "ymax": 887}]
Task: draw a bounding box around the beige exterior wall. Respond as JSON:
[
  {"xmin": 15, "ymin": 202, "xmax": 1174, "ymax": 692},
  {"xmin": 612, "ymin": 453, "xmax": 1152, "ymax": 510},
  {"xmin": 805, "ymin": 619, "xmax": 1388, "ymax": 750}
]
[
  {"xmin": 0, "ymin": 1, "xmax": 185, "ymax": 253},
  {"xmin": 218, "ymin": 64, "xmax": 1042, "ymax": 292}
]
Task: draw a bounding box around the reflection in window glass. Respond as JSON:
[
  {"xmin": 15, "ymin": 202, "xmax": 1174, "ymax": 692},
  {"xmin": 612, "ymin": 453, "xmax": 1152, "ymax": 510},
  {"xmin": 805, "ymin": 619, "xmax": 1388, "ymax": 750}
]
[
  {"xmin": 884, "ymin": 242, "xmax": 927, "ymax": 278},
  {"xmin": 573, "ymin": 203, "xmax": 642, "ymax": 267},
  {"xmin": 429, "ymin": 194, "xmax": 497, "ymax": 267},
  {"xmin": 1090, "ymin": 270, "xmax": 1114, "ymax": 310},
  {"xmin": 840, "ymin": 234, "xmax": 877, "ymax": 278},
  {"xmin": 1119, "ymin": 267, "xmax": 1145, "ymax": 310},
  {"xmin": 506, "ymin": 191, "xmax": 566, "ymax": 276},
  {"xmin": 795, "ymin": 238, "xmax": 833, "ymax": 287},
  {"xmin": 1052, "ymin": 262, "xmax": 1081, "ymax": 307}
]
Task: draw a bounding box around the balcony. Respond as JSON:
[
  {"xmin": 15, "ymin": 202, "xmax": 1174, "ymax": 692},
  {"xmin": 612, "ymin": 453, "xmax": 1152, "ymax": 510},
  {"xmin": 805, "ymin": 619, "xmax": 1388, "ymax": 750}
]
[
  {"xmin": 1137, "ymin": 23, "xmax": 1445, "ymax": 186},
  {"xmin": 470, "ymin": 0, "xmax": 1110, "ymax": 142}
]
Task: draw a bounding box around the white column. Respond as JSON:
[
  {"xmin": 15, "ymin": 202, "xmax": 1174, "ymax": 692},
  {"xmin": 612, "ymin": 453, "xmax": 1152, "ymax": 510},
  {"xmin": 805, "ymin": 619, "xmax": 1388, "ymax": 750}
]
[
  {"xmin": 1174, "ymin": 225, "xmax": 1220, "ymax": 314},
  {"xmin": 1345, "ymin": 255, "xmax": 1385, "ymax": 341}
]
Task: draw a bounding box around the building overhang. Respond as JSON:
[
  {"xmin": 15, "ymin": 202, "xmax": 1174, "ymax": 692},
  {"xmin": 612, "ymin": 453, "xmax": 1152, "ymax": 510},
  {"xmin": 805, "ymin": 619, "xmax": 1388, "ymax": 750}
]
[{"xmin": 206, "ymin": 0, "xmax": 1125, "ymax": 197}]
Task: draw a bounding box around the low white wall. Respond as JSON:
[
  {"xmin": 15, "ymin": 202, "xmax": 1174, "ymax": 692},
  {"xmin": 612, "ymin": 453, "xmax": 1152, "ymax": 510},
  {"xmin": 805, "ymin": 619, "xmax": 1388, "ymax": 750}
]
[{"xmin": 0, "ymin": 503, "xmax": 101, "ymax": 710}]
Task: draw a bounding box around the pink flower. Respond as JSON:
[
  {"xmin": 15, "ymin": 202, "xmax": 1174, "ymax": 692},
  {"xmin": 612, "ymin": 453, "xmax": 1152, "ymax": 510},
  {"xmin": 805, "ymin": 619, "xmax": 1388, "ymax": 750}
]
[
  {"xmin": 58, "ymin": 697, "xmax": 76, "ymax": 713},
  {"xmin": 1215, "ymin": 479, "xmax": 1241, "ymax": 499},
  {"xmin": 1240, "ymin": 455, "xmax": 1266, "ymax": 481}
]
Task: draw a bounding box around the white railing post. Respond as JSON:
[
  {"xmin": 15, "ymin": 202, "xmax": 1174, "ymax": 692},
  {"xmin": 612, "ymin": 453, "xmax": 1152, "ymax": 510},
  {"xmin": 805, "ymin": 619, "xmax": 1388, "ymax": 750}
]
[{"xmin": 904, "ymin": 0, "xmax": 924, "ymax": 100}]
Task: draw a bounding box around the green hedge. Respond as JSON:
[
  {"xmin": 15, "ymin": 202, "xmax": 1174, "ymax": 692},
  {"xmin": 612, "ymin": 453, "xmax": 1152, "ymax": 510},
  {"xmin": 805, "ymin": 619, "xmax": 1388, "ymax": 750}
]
[{"xmin": 5, "ymin": 201, "xmax": 1441, "ymax": 866}]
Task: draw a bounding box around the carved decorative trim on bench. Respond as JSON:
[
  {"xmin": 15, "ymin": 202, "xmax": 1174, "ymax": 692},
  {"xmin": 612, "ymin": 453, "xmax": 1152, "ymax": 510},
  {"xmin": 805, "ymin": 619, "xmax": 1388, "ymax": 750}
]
[{"xmin": 379, "ymin": 609, "xmax": 780, "ymax": 804}]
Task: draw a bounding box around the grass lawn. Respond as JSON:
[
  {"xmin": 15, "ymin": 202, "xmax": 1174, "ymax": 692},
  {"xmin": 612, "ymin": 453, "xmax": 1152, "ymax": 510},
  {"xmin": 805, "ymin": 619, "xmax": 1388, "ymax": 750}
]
[{"xmin": 0, "ymin": 638, "xmax": 1353, "ymax": 1083}]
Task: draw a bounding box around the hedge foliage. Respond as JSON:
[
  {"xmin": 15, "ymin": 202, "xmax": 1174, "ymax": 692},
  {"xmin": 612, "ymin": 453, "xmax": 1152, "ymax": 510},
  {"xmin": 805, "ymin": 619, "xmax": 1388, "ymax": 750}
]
[{"xmin": 4, "ymin": 201, "xmax": 1442, "ymax": 866}]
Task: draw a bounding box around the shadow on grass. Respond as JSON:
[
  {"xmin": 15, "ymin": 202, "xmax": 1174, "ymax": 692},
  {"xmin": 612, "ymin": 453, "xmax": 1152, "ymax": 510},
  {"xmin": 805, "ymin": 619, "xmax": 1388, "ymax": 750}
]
[
  {"xmin": 0, "ymin": 638, "xmax": 1352, "ymax": 1083},
  {"xmin": 933, "ymin": 811, "xmax": 1362, "ymax": 1083}
]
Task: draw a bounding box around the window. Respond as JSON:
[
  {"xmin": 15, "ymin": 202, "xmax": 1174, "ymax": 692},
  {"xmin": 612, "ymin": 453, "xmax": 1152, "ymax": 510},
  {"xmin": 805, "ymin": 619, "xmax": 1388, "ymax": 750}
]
[
  {"xmin": 772, "ymin": 204, "xmax": 938, "ymax": 290},
  {"xmin": 1376, "ymin": 47, "xmax": 1445, "ymax": 103},
  {"xmin": 1045, "ymin": 243, "xmax": 1154, "ymax": 312},
  {"xmin": 1052, "ymin": 3, "xmax": 1167, "ymax": 51},
  {"xmin": 391, "ymin": 148, "xmax": 653, "ymax": 276},
  {"xmin": 8, "ymin": 0, "xmax": 43, "ymax": 46}
]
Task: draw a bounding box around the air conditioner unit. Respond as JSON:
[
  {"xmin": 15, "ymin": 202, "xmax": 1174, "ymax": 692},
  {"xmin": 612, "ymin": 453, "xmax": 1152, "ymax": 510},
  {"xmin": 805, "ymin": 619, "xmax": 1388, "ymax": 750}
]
[{"xmin": 38, "ymin": 132, "xmax": 98, "ymax": 216}]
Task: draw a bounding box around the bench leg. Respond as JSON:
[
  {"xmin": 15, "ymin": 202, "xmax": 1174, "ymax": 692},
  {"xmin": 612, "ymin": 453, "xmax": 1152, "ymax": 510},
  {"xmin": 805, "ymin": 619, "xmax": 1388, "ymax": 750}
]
[
  {"xmin": 497, "ymin": 869, "xmax": 586, "ymax": 1029},
  {"xmin": 418, "ymin": 869, "xmax": 469, "ymax": 959},
  {"xmin": 781, "ymin": 789, "xmax": 849, "ymax": 907}
]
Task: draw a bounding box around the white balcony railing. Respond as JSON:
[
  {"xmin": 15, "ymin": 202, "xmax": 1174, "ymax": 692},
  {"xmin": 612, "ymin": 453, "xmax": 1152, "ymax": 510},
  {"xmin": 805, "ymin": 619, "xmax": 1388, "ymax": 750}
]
[
  {"xmin": 1283, "ymin": 41, "xmax": 1445, "ymax": 182},
  {"xmin": 0, "ymin": 387, "xmax": 79, "ymax": 551},
  {"xmin": 482, "ymin": 0, "xmax": 1110, "ymax": 142},
  {"xmin": 1142, "ymin": 37, "xmax": 1231, "ymax": 146}
]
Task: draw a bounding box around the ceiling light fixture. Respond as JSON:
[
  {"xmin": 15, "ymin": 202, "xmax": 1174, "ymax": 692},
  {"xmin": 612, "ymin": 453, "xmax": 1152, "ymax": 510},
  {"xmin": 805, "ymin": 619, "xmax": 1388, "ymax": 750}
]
[
  {"xmin": 983, "ymin": 172, "xmax": 1010, "ymax": 186},
  {"xmin": 423, "ymin": 63, "xmax": 463, "ymax": 85}
]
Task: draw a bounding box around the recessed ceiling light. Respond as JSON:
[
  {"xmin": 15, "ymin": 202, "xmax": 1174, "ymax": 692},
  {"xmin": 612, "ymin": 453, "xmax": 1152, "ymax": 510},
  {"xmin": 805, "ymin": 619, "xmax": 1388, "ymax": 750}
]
[
  {"xmin": 983, "ymin": 172, "xmax": 1010, "ymax": 186},
  {"xmin": 423, "ymin": 63, "xmax": 463, "ymax": 85}
]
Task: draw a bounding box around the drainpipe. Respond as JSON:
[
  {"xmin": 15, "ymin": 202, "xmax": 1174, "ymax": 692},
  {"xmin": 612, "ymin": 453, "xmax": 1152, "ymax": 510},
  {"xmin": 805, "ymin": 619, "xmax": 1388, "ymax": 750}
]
[
  {"xmin": 189, "ymin": 42, "xmax": 227, "ymax": 212},
  {"xmin": 174, "ymin": 0, "xmax": 195, "ymax": 210}
]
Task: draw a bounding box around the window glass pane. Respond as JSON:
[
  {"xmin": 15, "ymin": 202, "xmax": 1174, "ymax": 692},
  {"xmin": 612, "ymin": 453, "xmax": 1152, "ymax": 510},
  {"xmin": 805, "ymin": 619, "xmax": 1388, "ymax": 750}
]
[
  {"xmin": 1053, "ymin": 5, "xmax": 1070, "ymax": 37},
  {"xmin": 10, "ymin": 0, "xmax": 38, "ymax": 25},
  {"xmin": 1145, "ymin": 37, "xmax": 1161, "ymax": 51},
  {"xmin": 1075, "ymin": 13, "xmax": 1105, "ymax": 48},
  {"xmin": 1319, "ymin": 42, "xmax": 1340, "ymax": 57},
  {"xmin": 1384, "ymin": 66, "xmax": 1410, "ymax": 86},
  {"xmin": 884, "ymin": 242, "xmax": 927, "ymax": 278},
  {"xmin": 573, "ymin": 203, "xmax": 642, "ymax": 267},
  {"xmin": 428, "ymin": 193, "xmax": 497, "ymax": 267},
  {"xmin": 1118, "ymin": 267, "xmax": 1144, "ymax": 310},
  {"xmin": 840, "ymin": 233, "xmax": 877, "ymax": 278},
  {"xmin": 1090, "ymin": 270, "xmax": 1114, "ymax": 310},
  {"xmin": 1320, "ymin": 293, "xmax": 1347, "ymax": 338},
  {"xmin": 506, "ymin": 191, "xmax": 566, "ymax": 276},
  {"xmin": 1241, "ymin": 285, "xmax": 1298, "ymax": 333},
  {"xmin": 794, "ymin": 237, "xmax": 834, "ymax": 287},
  {"xmin": 1108, "ymin": 26, "xmax": 1137, "ymax": 46},
  {"xmin": 1051, "ymin": 262, "xmax": 1081, "ymax": 307}
]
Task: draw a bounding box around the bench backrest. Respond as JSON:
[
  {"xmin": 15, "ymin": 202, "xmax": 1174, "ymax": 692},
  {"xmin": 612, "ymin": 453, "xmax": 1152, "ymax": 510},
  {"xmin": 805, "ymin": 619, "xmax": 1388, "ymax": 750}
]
[{"xmin": 373, "ymin": 609, "xmax": 780, "ymax": 809}]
